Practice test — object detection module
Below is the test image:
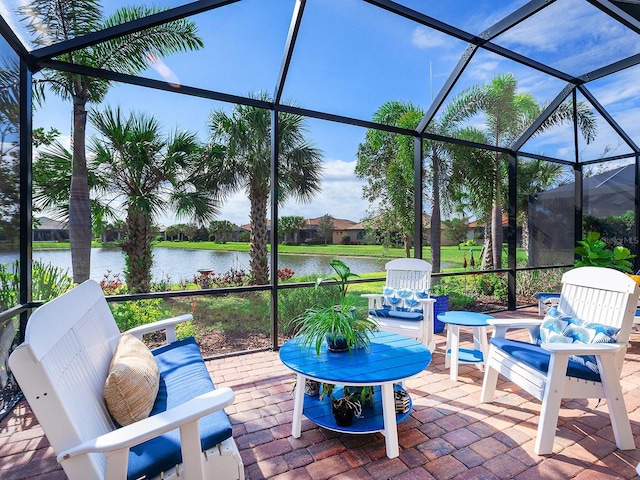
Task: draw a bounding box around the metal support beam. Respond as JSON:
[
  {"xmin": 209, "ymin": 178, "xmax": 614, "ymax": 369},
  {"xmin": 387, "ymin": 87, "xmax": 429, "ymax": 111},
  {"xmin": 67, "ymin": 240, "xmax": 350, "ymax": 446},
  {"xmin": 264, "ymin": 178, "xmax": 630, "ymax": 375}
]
[
  {"xmin": 574, "ymin": 163, "xmax": 583, "ymax": 262},
  {"xmin": 512, "ymin": 83, "xmax": 575, "ymax": 151},
  {"xmin": 270, "ymin": 109, "xmax": 280, "ymax": 350},
  {"xmin": 0, "ymin": 15, "xmax": 31, "ymax": 64},
  {"xmin": 31, "ymin": 0, "xmax": 241, "ymax": 60},
  {"xmin": 635, "ymin": 154, "xmax": 640, "ymax": 273},
  {"xmin": 274, "ymin": 0, "xmax": 306, "ymax": 105},
  {"xmin": 480, "ymin": 0, "xmax": 558, "ymax": 39},
  {"xmin": 40, "ymin": 58, "xmax": 273, "ymax": 109},
  {"xmin": 19, "ymin": 59, "xmax": 33, "ymax": 343},
  {"xmin": 418, "ymin": 0, "xmax": 561, "ymax": 134},
  {"xmin": 413, "ymin": 137, "xmax": 423, "ymax": 259},
  {"xmin": 364, "ymin": 0, "xmax": 577, "ymax": 84},
  {"xmin": 587, "ymin": 0, "xmax": 640, "ymax": 34},
  {"xmin": 573, "ymin": 90, "xmax": 583, "ymax": 260},
  {"xmin": 417, "ymin": 45, "xmax": 477, "ymax": 133},
  {"xmin": 579, "ymin": 53, "xmax": 640, "ymax": 83},
  {"xmin": 578, "ymin": 84, "xmax": 640, "ymax": 153},
  {"xmin": 507, "ymin": 154, "xmax": 517, "ymax": 310}
]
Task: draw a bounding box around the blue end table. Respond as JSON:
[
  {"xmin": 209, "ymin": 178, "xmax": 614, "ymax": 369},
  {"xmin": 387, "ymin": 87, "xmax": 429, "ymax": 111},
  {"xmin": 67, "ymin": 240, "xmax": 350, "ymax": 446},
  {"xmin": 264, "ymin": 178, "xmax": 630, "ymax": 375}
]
[
  {"xmin": 437, "ymin": 311, "xmax": 494, "ymax": 381},
  {"xmin": 279, "ymin": 331, "xmax": 431, "ymax": 459}
]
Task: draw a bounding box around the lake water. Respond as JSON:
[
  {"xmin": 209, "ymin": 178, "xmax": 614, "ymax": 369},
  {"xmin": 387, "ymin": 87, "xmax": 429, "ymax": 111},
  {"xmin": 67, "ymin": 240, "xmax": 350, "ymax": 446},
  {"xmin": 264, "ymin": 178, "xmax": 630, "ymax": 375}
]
[{"xmin": 0, "ymin": 248, "xmax": 388, "ymax": 282}]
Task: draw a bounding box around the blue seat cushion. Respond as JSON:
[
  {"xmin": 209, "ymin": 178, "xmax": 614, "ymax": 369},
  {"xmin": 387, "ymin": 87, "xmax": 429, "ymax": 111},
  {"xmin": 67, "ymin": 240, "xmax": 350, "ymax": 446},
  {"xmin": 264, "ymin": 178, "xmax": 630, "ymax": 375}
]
[
  {"xmin": 369, "ymin": 308, "xmax": 423, "ymax": 321},
  {"xmin": 127, "ymin": 337, "xmax": 233, "ymax": 480},
  {"xmin": 490, "ymin": 337, "xmax": 601, "ymax": 383}
]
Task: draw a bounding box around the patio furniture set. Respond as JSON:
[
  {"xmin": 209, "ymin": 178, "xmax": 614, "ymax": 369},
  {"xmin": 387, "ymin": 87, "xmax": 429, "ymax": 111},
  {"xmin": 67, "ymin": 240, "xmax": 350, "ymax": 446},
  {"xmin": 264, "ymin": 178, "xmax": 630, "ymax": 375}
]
[{"xmin": 7, "ymin": 260, "xmax": 640, "ymax": 479}]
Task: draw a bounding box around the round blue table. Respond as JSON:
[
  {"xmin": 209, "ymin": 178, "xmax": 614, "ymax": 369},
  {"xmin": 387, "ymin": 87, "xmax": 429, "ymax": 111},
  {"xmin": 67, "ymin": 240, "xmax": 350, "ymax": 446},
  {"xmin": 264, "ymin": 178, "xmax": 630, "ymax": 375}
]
[
  {"xmin": 279, "ymin": 331, "xmax": 431, "ymax": 458},
  {"xmin": 437, "ymin": 311, "xmax": 494, "ymax": 381}
]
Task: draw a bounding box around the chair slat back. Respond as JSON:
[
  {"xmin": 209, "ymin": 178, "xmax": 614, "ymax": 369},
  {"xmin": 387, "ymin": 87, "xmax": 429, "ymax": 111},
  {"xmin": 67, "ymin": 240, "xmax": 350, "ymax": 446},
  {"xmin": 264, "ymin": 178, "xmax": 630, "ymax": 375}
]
[
  {"xmin": 385, "ymin": 258, "xmax": 432, "ymax": 294},
  {"xmin": 557, "ymin": 267, "xmax": 639, "ymax": 359},
  {"xmin": 9, "ymin": 281, "xmax": 120, "ymax": 476}
]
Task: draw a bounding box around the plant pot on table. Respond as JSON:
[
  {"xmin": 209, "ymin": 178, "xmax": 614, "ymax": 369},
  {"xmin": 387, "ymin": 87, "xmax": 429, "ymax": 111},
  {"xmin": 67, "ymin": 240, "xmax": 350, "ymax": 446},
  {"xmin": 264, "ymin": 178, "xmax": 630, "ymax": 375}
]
[{"xmin": 332, "ymin": 397, "xmax": 361, "ymax": 427}]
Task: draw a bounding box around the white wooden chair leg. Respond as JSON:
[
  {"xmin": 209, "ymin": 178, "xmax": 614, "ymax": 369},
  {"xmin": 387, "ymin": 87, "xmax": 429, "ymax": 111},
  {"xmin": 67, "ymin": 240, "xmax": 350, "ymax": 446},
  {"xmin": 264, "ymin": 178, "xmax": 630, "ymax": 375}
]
[
  {"xmin": 599, "ymin": 358, "xmax": 635, "ymax": 450},
  {"xmin": 535, "ymin": 354, "xmax": 568, "ymax": 455},
  {"xmin": 480, "ymin": 350, "xmax": 499, "ymax": 403}
]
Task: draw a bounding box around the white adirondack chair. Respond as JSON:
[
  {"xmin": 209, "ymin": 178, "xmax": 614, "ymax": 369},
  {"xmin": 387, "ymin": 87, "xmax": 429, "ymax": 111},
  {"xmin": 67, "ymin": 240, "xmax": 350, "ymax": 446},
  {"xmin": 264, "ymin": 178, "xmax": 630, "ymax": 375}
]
[
  {"xmin": 8, "ymin": 280, "xmax": 244, "ymax": 480},
  {"xmin": 362, "ymin": 258, "xmax": 436, "ymax": 352},
  {"xmin": 481, "ymin": 266, "xmax": 639, "ymax": 455}
]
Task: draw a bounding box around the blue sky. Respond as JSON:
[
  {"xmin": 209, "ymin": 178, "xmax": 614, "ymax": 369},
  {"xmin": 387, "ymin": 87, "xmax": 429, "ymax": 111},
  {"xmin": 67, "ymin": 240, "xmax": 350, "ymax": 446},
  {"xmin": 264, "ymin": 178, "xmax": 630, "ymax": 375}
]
[{"xmin": 4, "ymin": 0, "xmax": 640, "ymax": 226}]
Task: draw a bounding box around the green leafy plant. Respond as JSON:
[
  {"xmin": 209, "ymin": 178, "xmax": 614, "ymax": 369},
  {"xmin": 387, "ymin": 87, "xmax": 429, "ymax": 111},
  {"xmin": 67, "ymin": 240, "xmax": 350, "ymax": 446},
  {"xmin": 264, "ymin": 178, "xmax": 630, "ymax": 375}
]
[
  {"xmin": 290, "ymin": 296, "xmax": 378, "ymax": 355},
  {"xmin": 317, "ymin": 258, "xmax": 358, "ymax": 302},
  {"xmin": 0, "ymin": 260, "xmax": 72, "ymax": 309},
  {"xmin": 290, "ymin": 260, "xmax": 377, "ymax": 355},
  {"xmin": 574, "ymin": 231, "xmax": 635, "ymax": 273}
]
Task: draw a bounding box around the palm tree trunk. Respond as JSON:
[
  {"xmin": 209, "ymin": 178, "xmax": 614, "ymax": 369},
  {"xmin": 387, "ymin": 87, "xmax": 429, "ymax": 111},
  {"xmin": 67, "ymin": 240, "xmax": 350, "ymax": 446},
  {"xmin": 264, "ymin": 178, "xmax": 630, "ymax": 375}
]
[
  {"xmin": 249, "ymin": 182, "xmax": 269, "ymax": 285},
  {"xmin": 481, "ymin": 220, "xmax": 493, "ymax": 270},
  {"xmin": 403, "ymin": 232, "xmax": 411, "ymax": 258},
  {"xmin": 522, "ymin": 214, "xmax": 530, "ymax": 259},
  {"xmin": 122, "ymin": 210, "xmax": 153, "ymax": 293},
  {"xmin": 430, "ymin": 154, "xmax": 442, "ymax": 273},
  {"xmin": 69, "ymin": 97, "xmax": 92, "ymax": 283},
  {"xmin": 491, "ymin": 155, "xmax": 503, "ymax": 269}
]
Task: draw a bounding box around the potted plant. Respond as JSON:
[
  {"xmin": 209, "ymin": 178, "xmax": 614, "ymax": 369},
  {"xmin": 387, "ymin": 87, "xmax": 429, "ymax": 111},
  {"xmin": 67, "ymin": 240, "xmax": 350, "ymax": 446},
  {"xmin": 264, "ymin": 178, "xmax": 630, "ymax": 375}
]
[
  {"xmin": 331, "ymin": 388, "xmax": 363, "ymax": 427},
  {"xmin": 289, "ymin": 259, "xmax": 378, "ymax": 355},
  {"xmin": 574, "ymin": 232, "xmax": 635, "ymax": 273}
]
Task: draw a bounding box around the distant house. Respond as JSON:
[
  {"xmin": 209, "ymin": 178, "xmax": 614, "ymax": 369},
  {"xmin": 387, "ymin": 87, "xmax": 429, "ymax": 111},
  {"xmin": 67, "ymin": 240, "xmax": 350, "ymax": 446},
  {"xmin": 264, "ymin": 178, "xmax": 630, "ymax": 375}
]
[{"xmin": 33, "ymin": 217, "xmax": 68, "ymax": 242}]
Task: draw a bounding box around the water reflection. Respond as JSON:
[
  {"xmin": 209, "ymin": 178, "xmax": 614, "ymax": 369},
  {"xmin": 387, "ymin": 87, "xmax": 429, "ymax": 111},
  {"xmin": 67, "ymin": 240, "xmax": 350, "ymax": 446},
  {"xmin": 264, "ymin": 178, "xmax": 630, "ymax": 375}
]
[{"xmin": 0, "ymin": 248, "xmax": 388, "ymax": 282}]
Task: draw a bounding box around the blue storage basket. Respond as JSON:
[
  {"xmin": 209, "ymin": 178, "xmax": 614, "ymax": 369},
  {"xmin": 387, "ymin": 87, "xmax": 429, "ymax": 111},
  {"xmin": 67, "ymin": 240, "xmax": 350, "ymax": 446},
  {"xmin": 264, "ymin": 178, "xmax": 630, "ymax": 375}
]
[{"xmin": 433, "ymin": 295, "xmax": 448, "ymax": 333}]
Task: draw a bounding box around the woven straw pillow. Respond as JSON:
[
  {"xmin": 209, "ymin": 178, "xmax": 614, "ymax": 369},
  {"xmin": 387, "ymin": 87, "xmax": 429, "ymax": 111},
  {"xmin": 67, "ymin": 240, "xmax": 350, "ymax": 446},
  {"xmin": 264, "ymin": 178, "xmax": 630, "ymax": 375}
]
[{"xmin": 104, "ymin": 333, "xmax": 160, "ymax": 426}]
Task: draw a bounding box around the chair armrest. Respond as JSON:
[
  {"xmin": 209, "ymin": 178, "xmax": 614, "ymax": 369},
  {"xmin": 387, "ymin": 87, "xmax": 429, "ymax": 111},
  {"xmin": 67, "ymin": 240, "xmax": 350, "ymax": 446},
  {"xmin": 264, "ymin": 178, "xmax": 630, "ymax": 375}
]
[
  {"xmin": 541, "ymin": 342, "xmax": 623, "ymax": 356},
  {"xmin": 362, "ymin": 293, "xmax": 383, "ymax": 310},
  {"xmin": 57, "ymin": 387, "xmax": 234, "ymax": 462},
  {"xmin": 489, "ymin": 318, "xmax": 543, "ymax": 341},
  {"xmin": 125, "ymin": 313, "xmax": 193, "ymax": 344},
  {"xmin": 488, "ymin": 319, "xmax": 543, "ymax": 328}
]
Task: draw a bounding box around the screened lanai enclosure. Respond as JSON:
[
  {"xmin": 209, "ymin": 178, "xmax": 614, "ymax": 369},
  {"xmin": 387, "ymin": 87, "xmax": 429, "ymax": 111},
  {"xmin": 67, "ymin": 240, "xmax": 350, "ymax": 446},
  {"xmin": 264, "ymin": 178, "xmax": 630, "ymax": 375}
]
[{"xmin": 2, "ymin": 0, "xmax": 640, "ymax": 418}]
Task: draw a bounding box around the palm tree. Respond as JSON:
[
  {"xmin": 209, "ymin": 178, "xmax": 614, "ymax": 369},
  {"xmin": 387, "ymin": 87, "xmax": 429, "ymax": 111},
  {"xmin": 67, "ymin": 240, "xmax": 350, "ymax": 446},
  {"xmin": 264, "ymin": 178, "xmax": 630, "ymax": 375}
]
[
  {"xmin": 0, "ymin": 59, "xmax": 20, "ymax": 245},
  {"xmin": 355, "ymin": 101, "xmax": 424, "ymax": 258},
  {"xmin": 89, "ymin": 106, "xmax": 217, "ymax": 292},
  {"xmin": 20, "ymin": 0, "xmax": 203, "ymax": 283},
  {"xmin": 444, "ymin": 73, "xmax": 596, "ymax": 269},
  {"xmin": 205, "ymin": 93, "xmax": 323, "ymax": 285}
]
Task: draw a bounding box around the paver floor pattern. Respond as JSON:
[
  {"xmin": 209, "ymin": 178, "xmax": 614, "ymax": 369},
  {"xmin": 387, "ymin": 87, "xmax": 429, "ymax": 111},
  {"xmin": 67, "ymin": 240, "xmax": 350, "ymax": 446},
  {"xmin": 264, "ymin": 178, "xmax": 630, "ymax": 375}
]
[{"xmin": 3, "ymin": 307, "xmax": 640, "ymax": 479}]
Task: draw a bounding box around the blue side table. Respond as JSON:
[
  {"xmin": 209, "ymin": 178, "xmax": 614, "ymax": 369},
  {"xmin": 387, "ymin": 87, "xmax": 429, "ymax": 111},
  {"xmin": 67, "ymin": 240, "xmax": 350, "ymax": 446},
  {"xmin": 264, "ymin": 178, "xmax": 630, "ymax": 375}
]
[
  {"xmin": 437, "ymin": 311, "xmax": 493, "ymax": 381},
  {"xmin": 279, "ymin": 331, "xmax": 431, "ymax": 459}
]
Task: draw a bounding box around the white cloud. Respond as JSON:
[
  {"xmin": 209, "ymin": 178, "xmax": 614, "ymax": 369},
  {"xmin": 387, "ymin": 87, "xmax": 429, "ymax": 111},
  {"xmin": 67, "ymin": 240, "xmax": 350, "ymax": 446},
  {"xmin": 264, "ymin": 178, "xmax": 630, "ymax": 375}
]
[
  {"xmin": 411, "ymin": 27, "xmax": 446, "ymax": 49},
  {"xmin": 158, "ymin": 159, "xmax": 369, "ymax": 227}
]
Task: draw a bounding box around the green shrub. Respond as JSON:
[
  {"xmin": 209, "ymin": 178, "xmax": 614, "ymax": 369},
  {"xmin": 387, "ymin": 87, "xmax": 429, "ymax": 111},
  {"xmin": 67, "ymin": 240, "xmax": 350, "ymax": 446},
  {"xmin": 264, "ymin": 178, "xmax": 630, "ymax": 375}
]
[
  {"xmin": 278, "ymin": 284, "xmax": 340, "ymax": 335},
  {"xmin": 0, "ymin": 260, "xmax": 72, "ymax": 309},
  {"xmin": 474, "ymin": 273, "xmax": 508, "ymax": 300},
  {"xmin": 109, "ymin": 299, "xmax": 171, "ymax": 332},
  {"xmin": 448, "ymin": 291, "xmax": 475, "ymax": 310},
  {"xmin": 176, "ymin": 319, "xmax": 197, "ymax": 340}
]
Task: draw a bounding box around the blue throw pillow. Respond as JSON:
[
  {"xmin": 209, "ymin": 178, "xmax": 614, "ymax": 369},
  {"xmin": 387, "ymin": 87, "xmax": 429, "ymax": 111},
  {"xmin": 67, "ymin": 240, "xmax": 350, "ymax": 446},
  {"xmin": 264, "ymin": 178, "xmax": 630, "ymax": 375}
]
[
  {"xmin": 537, "ymin": 306, "xmax": 620, "ymax": 374},
  {"xmin": 407, "ymin": 290, "xmax": 430, "ymax": 312},
  {"xmin": 383, "ymin": 287, "xmax": 402, "ymax": 310},
  {"xmin": 538, "ymin": 306, "xmax": 572, "ymax": 344}
]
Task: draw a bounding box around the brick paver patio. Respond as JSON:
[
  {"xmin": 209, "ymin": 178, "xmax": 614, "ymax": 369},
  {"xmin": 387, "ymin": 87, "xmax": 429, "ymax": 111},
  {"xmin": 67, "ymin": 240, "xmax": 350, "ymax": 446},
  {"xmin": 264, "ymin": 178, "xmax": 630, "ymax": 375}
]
[{"xmin": 3, "ymin": 307, "xmax": 640, "ymax": 479}]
